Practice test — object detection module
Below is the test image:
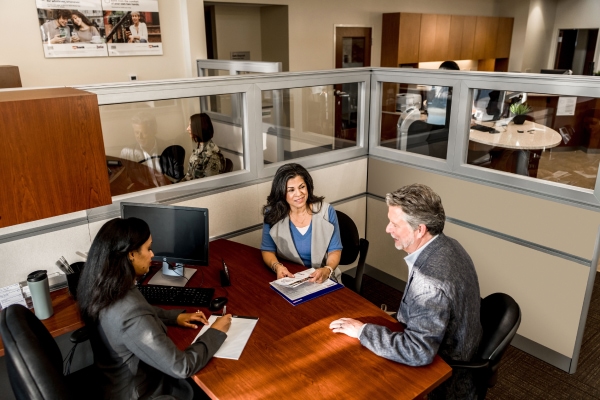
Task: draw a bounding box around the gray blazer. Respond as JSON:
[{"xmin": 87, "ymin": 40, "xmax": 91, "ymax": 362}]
[
  {"xmin": 90, "ymin": 287, "xmax": 226, "ymax": 400},
  {"xmin": 360, "ymin": 233, "xmax": 482, "ymax": 399}
]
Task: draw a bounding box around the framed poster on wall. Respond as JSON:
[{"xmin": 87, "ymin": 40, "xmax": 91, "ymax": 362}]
[
  {"xmin": 103, "ymin": 0, "xmax": 163, "ymax": 57},
  {"xmin": 37, "ymin": 0, "xmax": 108, "ymax": 58}
]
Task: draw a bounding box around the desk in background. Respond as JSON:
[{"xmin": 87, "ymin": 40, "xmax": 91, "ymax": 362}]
[
  {"xmin": 0, "ymin": 240, "xmax": 452, "ymax": 399},
  {"xmin": 470, "ymin": 120, "xmax": 562, "ymax": 176}
]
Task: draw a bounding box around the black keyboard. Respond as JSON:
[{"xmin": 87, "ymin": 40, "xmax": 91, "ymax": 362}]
[
  {"xmin": 137, "ymin": 285, "xmax": 214, "ymax": 307},
  {"xmin": 471, "ymin": 124, "xmax": 499, "ymax": 133}
]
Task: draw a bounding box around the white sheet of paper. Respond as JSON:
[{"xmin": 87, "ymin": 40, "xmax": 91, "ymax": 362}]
[
  {"xmin": 0, "ymin": 283, "xmax": 27, "ymax": 308},
  {"xmin": 193, "ymin": 315, "xmax": 258, "ymax": 360},
  {"xmin": 556, "ymin": 96, "xmax": 576, "ymax": 116}
]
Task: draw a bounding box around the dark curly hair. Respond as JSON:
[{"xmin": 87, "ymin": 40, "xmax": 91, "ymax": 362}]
[
  {"xmin": 262, "ymin": 163, "xmax": 324, "ymax": 226},
  {"xmin": 77, "ymin": 217, "xmax": 150, "ymax": 324}
]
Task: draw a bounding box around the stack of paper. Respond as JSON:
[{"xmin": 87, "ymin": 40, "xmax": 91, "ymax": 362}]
[
  {"xmin": 0, "ymin": 284, "xmax": 27, "ymax": 310},
  {"xmin": 270, "ymin": 268, "xmax": 343, "ymax": 306},
  {"xmin": 194, "ymin": 315, "xmax": 258, "ymax": 360}
]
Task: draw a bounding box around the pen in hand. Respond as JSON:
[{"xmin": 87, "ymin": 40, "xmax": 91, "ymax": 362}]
[{"xmin": 222, "ymin": 305, "xmax": 227, "ymax": 316}]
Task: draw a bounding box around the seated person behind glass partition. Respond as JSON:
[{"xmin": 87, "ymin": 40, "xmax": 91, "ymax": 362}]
[
  {"xmin": 426, "ymin": 61, "xmax": 459, "ymax": 126},
  {"xmin": 77, "ymin": 217, "xmax": 232, "ymax": 400},
  {"xmin": 261, "ymin": 163, "xmax": 343, "ymax": 283},
  {"xmin": 120, "ymin": 112, "xmax": 165, "ymax": 172},
  {"xmin": 330, "ymin": 184, "xmax": 482, "ymax": 400},
  {"xmin": 40, "ymin": 9, "xmax": 72, "ymax": 44},
  {"xmin": 183, "ymin": 113, "xmax": 225, "ymax": 180}
]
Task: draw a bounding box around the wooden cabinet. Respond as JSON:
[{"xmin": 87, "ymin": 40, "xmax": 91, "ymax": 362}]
[
  {"xmin": 459, "ymin": 16, "xmax": 477, "ymax": 60},
  {"xmin": 474, "ymin": 16, "xmax": 499, "ymax": 60},
  {"xmin": 381, "ymin": 13, "xmax": 421, "ymax": 66},
  {"xmin": 0, "ymin": 88, "xmax": 112, "ymax": 228},
  {"xmin": 495, "ymin": 17, "xmax": 514, "ymax": 58},
  {"xmin": 382, "ymin": 13, "xmax": 512, "ymax": 67},
  {"xmin": 419, "ymin": 14, "xmax": 451, "ymax": 62}
]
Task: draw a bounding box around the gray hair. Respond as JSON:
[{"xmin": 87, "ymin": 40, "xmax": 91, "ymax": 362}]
[{"xmin": 385, "ymin": 183, "xmax": 445, "ymax": 235}]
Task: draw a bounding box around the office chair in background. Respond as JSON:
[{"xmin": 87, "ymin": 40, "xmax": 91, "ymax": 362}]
[
  {"xmin": 223, "ymin": 157, "xmax": 234, "ymax": 173},
  {"xmin": 336, "ymin": 210, "xmax": 369, "ymax": 294},
  {"xmin": 0, "ymin": 304, "xmax": 100, "ymax": 400},
  {"xmin": 447, "ymin": 292, "xmax": 521, "ymax": 400},
  {"xmin": 160, "ymin": 145, "xmax": 186, "ymax": 183}
]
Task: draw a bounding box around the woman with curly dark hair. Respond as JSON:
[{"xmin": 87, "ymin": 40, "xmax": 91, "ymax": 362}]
[
  {"xmin": 78, "ymin": 217, "xmax": 231, "ymax": 399},
  {"xmin": 261, "ymin": 163, "xmax": 342, "ymax": 284}
]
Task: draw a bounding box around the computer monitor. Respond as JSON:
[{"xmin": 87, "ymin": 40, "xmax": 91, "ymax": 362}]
[
  {"xmin": 121, "ymin": 203, "xmax": 209, "ymax": 277},
  {"xmin": 472, "ymin": 89, "xmax": 506, "ymax": 122}
]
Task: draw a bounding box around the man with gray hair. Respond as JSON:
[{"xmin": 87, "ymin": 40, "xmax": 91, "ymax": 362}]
[{"xmin": 330, "ymin": 183, "xmax": 482, "ymax": 399}]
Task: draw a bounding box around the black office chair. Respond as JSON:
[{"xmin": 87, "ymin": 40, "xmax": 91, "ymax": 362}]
[
  {"xmin": 336, "ymin": 210, "xmax": 369, "ymax": 294},
  {"xmin": 223, "ymin": 157, "xmax": 234, "ymax": 173},
  {"xmin": 160, "ymin": 145, "xmax": 186, "ymax": 182},
  {"xmin": 0, "ymin": 304, "xmax": 100, "ymax": 400},
  {"xmin": 447, "ymin": 292, "xmax": 521, "ymax": 400}
]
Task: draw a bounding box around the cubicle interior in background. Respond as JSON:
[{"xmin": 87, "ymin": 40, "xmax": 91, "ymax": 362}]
[
  {"xmin": 99, "ymin": 94, "xmax": 245, "ymax": 197},
  {"xmin": 262, "ymin": 83, "xmax": 360, "ymax": 164},
  {"xmin": 466, "ymin": 88, "xmax": 600, "ymax": 190},
  {"xmin": 379, "ymin": 81, "xmax": 451, "ymax": 160}
]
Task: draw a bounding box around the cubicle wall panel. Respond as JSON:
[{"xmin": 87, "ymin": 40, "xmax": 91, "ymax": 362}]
[
  {"xmin": 0, "ymin": 224, "xmax": 91, "ymax": 288},
  {"xmin": 366, "ymin": 197, "xmax": 409, "ymax": 281},
  {"xmin": 444, "ymin": 223, "xmax": 588, "ymax": 358},
  {"xmin": 368, "ymin": 158, "xmax": 599, "ymax": 262},
  {"xmin": 175, "ymin": 185, "xmax": 262, "ymax": 239},
  {"xmin": 366, "ymin": 195, "xmax": 588, "ymax": 359}
]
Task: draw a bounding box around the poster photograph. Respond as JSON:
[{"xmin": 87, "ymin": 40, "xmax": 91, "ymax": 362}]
[
  {"xmin": 102, "ymin": 0, "xmax": 163, "ymax": 57},
  {"xmin": 37, "ymin": 0, "xmax": 108, "ymax": 58}
]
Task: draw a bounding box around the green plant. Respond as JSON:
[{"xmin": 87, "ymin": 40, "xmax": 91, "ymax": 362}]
[
  {"xmin": 594, "ymin": 71, "xmax": 600, "ymax": 76},
  {"xmin": 510, "ymin": 102, "xmax": 532, "ymax": 115}
]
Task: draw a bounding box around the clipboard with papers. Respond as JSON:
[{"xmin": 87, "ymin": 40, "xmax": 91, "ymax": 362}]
[
  {"xmin": 193, "ymin": 315, "xmax": 258, "ymax": 360},
  {"xmin": 269, "ymin": 268, "xmax": 343, "ymax": 306}
]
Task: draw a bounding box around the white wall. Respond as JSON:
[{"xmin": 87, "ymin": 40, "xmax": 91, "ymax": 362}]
[
  {"xmin": 0, "ymin": 0, "xmax": 206, "ymax": 87},
  {"xmin": 209, "ymin": 0, "xmax": 516, "ymax": 72},
  {"xmin": 519, "ymin": 0, "xmax": 558, "ymax": 73},
  {"xmin": 214, "ymin": 5, "xmax": 263, "ymax": 61}
]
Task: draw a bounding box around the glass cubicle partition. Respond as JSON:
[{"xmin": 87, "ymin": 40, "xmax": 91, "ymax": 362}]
[
  {"xmin": 100, "ymin": 93, "xmax": 245, "ymax": 197},
  {"xmin": 262, "ymin": 83, "xmax": 360, "ymax": 163},
  {"xmin": 379, "ymin": 81, "xmax": 452, "ymax": 159},
  {"xmin": 370, "ymin": 69, "xmax": 600, "ymax": 207},
  {"xmin": 466, "ymin": 88, "xmax": 599, "ymax": 190}
]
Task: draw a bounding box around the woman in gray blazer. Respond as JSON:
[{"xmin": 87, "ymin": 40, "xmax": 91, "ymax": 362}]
[{"xmin": 78, "ymin": 217, "xmax": 231, "ymax": 400}]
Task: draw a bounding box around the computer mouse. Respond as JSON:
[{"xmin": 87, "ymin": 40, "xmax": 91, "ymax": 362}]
[{"xmin": 209, "ymin": 296, "xmax": 228, "ymax": 311}]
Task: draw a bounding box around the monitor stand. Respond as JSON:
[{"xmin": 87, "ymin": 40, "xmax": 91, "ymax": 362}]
[
  {"xmin": 147, "ymin": 262, "xmax": 197, "ymax": 287},
  {"xmin": 162, "ymin": 261, "xmax": 184, "ymax": 277}
]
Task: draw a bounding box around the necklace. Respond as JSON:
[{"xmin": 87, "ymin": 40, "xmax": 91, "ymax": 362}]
[{"xmin": 290, "ymin": 208, "xmax": 311, "ymax": 227}]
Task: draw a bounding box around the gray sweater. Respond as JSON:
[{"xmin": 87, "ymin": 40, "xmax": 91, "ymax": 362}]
[{"xmin": 360, "ymin": 233, "xmax": 482, "ymax": 399}]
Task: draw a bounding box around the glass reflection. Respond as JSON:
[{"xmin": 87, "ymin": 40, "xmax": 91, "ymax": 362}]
[
  {"xmin": 262, "ymin": 83, "xmax": 359, "ymax": 164},
  {"xmin": 379, "ymin": 82, "xmax": 450, "ymax": 159},
  {"xmin": 100, "ymin": 96, "xmax": 242, "ymax": 196}
]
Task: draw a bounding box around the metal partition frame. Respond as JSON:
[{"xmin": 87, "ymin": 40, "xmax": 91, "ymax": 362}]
[{"xmin": 196, "ymin": 59, "xmax": 282, "ymax": 76}]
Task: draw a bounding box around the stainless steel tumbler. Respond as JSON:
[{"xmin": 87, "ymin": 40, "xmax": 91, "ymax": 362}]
[{"xmin": 27, "ymin": 270, "xmax": 53, "ymax": 320}]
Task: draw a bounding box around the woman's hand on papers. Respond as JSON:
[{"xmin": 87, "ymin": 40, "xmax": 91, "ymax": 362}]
[
  {"xmin": 329, "ymin": 318, "xmax": 364, "ymax": 339},
  {"xmin": 211, "ymin": 314, "xmax": 232, "ymax": 333},
  {"xmin": 308, "ymin": 267, "xmax": 330, "ymax": 284},
  {"xmin": 276, "ymin": 264, "xmax": 294, "ymax": 279},
  {"xmin": 177, "ymin": 311, "xmax": 209, "ymax": 329}
]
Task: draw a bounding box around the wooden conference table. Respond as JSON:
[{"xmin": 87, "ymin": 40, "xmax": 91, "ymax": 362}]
[{"xmin": 0, "ymin": 240, "xmax": 451, "ymax": 399}]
